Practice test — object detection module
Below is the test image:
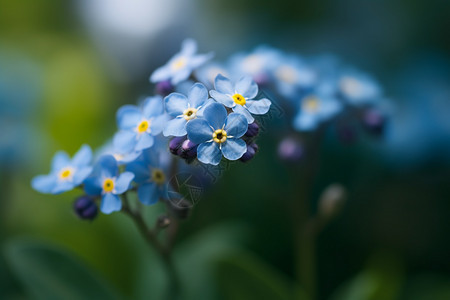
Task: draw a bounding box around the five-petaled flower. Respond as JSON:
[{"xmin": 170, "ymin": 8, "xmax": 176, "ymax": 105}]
[
  {"xmin": 209, "ymin": 74, "xmax": 271, "ymax": 124},
  {"xmin": 84, "ymin": 155, "xmax": 134, "ymax": 214},
  {"xmin": 31, "ymin": 145, "xmax": 93, "ymax": 194},
  {"xmin": 150, "ymin": 39, "xmax": 213, "ymax": 85},
  {"xmin": 186, "ymin": 102, "xmax": 248, "ymax": 165},
  {"xmin": 163, "ymin": 82, "xmax": 213, "ymax": 137},
  {"xmin": 113, "ymin": 96, "xmax": 167, "ymax": 154}
]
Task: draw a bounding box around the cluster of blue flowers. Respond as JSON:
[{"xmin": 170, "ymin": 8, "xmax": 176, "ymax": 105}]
[{"xmin": 32, "ymin": 39, "xmax": 271, "ymax": 218}]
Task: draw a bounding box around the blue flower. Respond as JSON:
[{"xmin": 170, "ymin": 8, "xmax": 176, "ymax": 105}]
[
  {"xmin": 293, "ymin": 81, "xmax": 342, "ymax": 131},
  {"xmin": 338, "ymin": 69, "xmax": 381, "ymax": 105},
  {"xmin": 113, "ymin": 96, "xmax": 167, "ymax": 153},
  {"xmin": 31, "ymin": 145, "xmax": 93, "ymax": 194},
  {"xmin": 186, "ymin": 102, "xmax": 248, "ymax": 165},
  {"xmin": 194, "ymin": 62, "xmax": 230, "ymax": 89},
  {"xmin": 84, "ymin": 155, "xmax": 134, "ymax": 214},
  {"xmin": 209, "ymin": 74, "xmax": 271, "ymax": 124},
  {"xmin": 126, "ymin": 148, "xmax": 170, "ymax": 205},
  {"xmin": 163, "ymin": 82, "xmax": 213, "ymax": 137},
  {"xmin": 150, "ymin": 39, "xmax": 213, "ymax": 85}
]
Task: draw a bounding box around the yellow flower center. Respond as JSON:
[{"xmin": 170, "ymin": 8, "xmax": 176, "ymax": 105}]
[
  {"xmin": 212, "ymin": 129, "xmax": 227, "ymax": 144},
  {"xmin": 302, "ymin": 96, "xmax": 320, "ymax": 113},
  {"xmin": 151, "ymin": 169, "xmax": 166, "ymax": 185},
  {"xmin": 275, "ymin": 65, "xmax": 298, "ymax": 84},
  {"xmin": 232, "ymin": 94, "xmax": 246, "ymax": 106},
  {"xmin": 183, "ymin": 107, "xmax": 198, "ymax": 121},
  {"xmin": 172, "ymin": 57, "xmax": 186, "ymax": 70},
  {"xmin": 58, "ymin": 167, "xmax": 73, "ymax": 181},
  {"xmin": 103, "ymin": 178, "xmax": 115, "ymax": 193},
  {"xmin": 137, "ymin": 120, "xmax": 150, "ymax": 133}
]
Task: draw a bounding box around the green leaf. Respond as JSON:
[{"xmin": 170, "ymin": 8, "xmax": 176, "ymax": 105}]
[
  {"xmin": 214, "ymin": 250, "xmax": 300, "ymax": 300},
  {"xmin": 400, "ymin": 274, "xmax": 450, "ymax": 300},
  {"xmin": 3, "ymin": 238, "xmax": 121, "ymax": 300}
]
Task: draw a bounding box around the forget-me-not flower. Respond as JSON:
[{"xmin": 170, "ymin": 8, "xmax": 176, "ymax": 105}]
[
  {"xmin": 150, "ymin": 39, "xmax": 213, "ymax": 85},
  {"xmin": 163, "ymin": 82, "xmax": 212, "ymax": 137},
  {"xmin": 338, "ymin": 69, "xmax": 381, "ymax": 105},
  {"xmin": 113, "ymin": 96, "xmax": 167, "ymax": 154},
  {"xmin": 186, "ymin": 102, "xmax": 248, "ymax": 165},
  {"xmin": 31, "ymin": 145, "xmax": 93, "ymax": 194},
  {"xmin": 293, "ymin": 81, "xmax": 342, "ymax": 131},
  {"xmin": 84, "ymin": 155, "xmax": 134, "ymax": 214},
  {"xmin": 209, "ymin": 74, "xmax": 271, "ymax": 124},
  {"xmin": 126, "ymin": 148, "xmax": 170, "ymax": 205}
]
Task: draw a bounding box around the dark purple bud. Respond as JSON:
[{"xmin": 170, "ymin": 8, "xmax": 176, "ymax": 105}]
[
  {"xmin": 155, "ymin": 80, "xmax": 174, "ymax": 96},
  {"xmin": 240, "ymin": 143, "xmax": 258, "ymax": 162},
  {"xmin": 73, "ymin": 196, "xmax": 98, "ymax": 221},
  {"xmin": 179, "ymin": 139, "xmax": 198, "ymax": 159},
  {"xmin": 244, "ymin": 122, "xmax": 260, "ymax": 138},
  {"xmin": 278, "ymin": 137, "xmax": 303, "ymax": 162},
  {"xmin": 362, "ymin": 109, "xmax": 386, "ymax": 136},
  {"xmin": 169, "ymin": 136, "xmax": 186, "ymax": 155},
  {"xmin": 253, "ymin": 73, "xmax": 270, "ymax": 86}
]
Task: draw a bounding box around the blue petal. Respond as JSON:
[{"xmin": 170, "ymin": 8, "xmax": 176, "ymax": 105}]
[
  {"xmin": 71, "ymin": 144, "xmax": 92, "ymax": 167},
  {"xmin": 31, "ymin": 174, "xmax": 57, "ymax": 194},
  {"xmin": 233, "ymin": 105, "xmax": 254, "ymax": 124},
  {"xmin": 188, "ymin": 82, "xmax": 208, "ymax": 108},
  {"xmin": 245, "ymin": 98, "xmax": 271, "ymax": 115},
  {"xmin": 150, "ymin": 65, "xmax": 170, "ymax": 83},
  {"xmin": 190, "ymin": 52, "xmax": 214, "ymax": 67},
  {"xmin": 113, "ymin": 131, "xmax": 137, "ymax": 154},
  {"xmin": 293, "ymin": 113, "xmax": 317, "ymax": 131},
  {"xmin": 224, "ymin": 113, "xmax": 248, "ymax": 138},
  {"xmin": 150, "ymin": 114, "xmax": 168, "ymax": 136},
  {"xmin": 186, "ymin": 118, "xmax": 213, "ymax": 144},
  {"xmin": 142, "ymin": 96, "xmax": 164, "ymax": 118},
  {"xmin": 319, "ymin": 98, "xmax": 342, "ymax": 118},
  {"xmin": 100, "ymin": 193, "xmax": 122, "ymax": 214},
  {"xmin": 197, "ymin": 142, "xmax": 222, "ymax": 165},
  {"xmin": 172, "ymin": 68, "xmax": 191, "ymax": 85},
  {"xmin": 135, "ymin": 134, "xmax": 154, "ymax": 151},
  {"xmin": 209, "ymin": 90, "xmax": 235, "ymax": 108},
  {"xmin": 51, "ymin": 151, "xmax": 70, "ymax": 172},
  {"xmin": 235, "ymin": 76, "xmax": 258, "ymax": 99},
  {"xmin": 73, "ymin": 166, "xmax": 93, "ymax": 185},
  {"xmin": 181, "ymin": 38, "xmax": 197, "ymax": 56},
  {"xmin": 137, "ymin": 183, "xmax": 159, "ymax": 205},
  {"xmin": 163, "ymin": 117, "xmax": 187, "ymax": 137},
  {"xmin": 126, "ymin": 160, "xmax": 150, "ymax": 183},
  {"xmin": 165, "ymin": 93, "xmax": 188, "ymax": 117},
  {"xmin": 98, "ymin": 155, "xmax": 119, "ymax": 178},
  {"xmin": 114, "ymin": 172, "xmax": 134, "ymax": 194},
  {"xmin": 214, "ymin": 74, "xmax": 234, "ymax": 94},
  {"xmin": 52, "ymin": 181, "xmax": 76, "ymax": 194},
  {"xmin": 116, "ymin": 105, "xmax": 141, "ymax": 130},
  {"xmin": 84, "ymin": 176, "xmax": 102, "ymax": 196},
  {"xmin": 203, "ymin": 102, "xmax": 227, "ymax": 130},
  {"xmin": 196, "ymin": 98, "xmax": 215, "ymax": 117},
  {"xmin": 221, "ymin": 138, "xmax": 247, "ymax": 160}
]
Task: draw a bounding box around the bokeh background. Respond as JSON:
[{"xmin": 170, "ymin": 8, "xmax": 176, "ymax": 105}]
[{"xmin": 1, "ymin": 0, "xmax": 450, "ymax": 299}]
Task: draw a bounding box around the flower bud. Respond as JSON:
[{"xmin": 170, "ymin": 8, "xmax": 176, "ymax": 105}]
[
  {"xmin": 179, "ymin": 139, "xmax": 198, "ymax": 159},
  {"xmin": 318, "ymin": 184, "xmax": 347, "ymax": 220},
  {"xmin": 73, "ymin": 196, "xmax": 98, "ymax": 220},
  {"xmin": 362, "ymin": 109, "xmax": 386, "ymax": 136},
  {"xmin": 155, "ymin": 80, "xmax": 174, "ymax": 96},
  {"xmin": 169, "ymin": 136, "xmax": 186, "ymax": 155},
  {"xmin": 278, "ymin": 137, "xmax": 303, "ymax": 162},
  {"xmin": 240, "ymin": 143, "xmax": 258, "ymax": 162},
  {"xmin": 244, "ymin": 122, "xmax": 260, "ymax": 138},
  {"xmin": 156, "ymin": 215, "xmax": 171, "ymax": 229}
]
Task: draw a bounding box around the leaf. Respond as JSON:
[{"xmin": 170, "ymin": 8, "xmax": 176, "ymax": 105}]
[
  {"xmin": 400, "ymin": 274, "xmax": 450, "ymax": 300},
  {"xmin": 3, "ymin": 238, "xmax": 121, "ymax": 300},
  {"xmin": 214, "ymin": 250, "xmax": 300, "ymax": 300}
]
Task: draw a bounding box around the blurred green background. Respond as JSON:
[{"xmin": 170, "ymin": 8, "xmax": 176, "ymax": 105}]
[{"xmin": 1, "ymin": 0, "xmax": 450, "ymax": 299}]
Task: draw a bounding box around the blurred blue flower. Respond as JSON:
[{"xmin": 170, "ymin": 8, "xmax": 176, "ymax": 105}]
[
  {"xmin": 293, "ymin": 82, "xmax": 342, "ymax": 131},
  {"xmin": 209, "ymin": 74, "xmax": 271, "ymax": 124},
  {"xmin": 163, "ymin": 82, "xmax": 212, "ymax": 137},
  {"xmin": 186, "ymin": 103, "xmax": 248, "ymax": 165},
  {"xmin": 194, "ymin": 62, "xmax": 230, "ymax": 89},
  {"xmin": 126, "ymin": 148, "xmax": 170, "ymax": 205},
  {"xmin": 113, "ymin": 96, "xmax": 167, "ymax": 153},
  {"xmin": 84, "ymin": 155, "xmax": 134, "ymax": 214},
  {"xmin": 31, "ymin": 145, "xmax": 93, "ymax": 194},
  {"xmin": 150, "ymin": 39, "xmax": 213, "ymax": 85},
  {"xmin": 338, "ymin": 69, "xmax": 381, "ymax": 105}
]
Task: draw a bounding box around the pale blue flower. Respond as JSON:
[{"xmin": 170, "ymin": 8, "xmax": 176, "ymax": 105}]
[
  {"xmin": 194, "ymin": 62, "xmax": 230, "ymax": 89},
  {"xmin": 150, "ymin": 39, "xmax": 213, "ymax": 85},
  {"xmin": 186, "ymin": 103, "xmax": 248, "ymax": 165},
  {"xmin": 209, "ymin": 74, "xmax": 271, "ymax": 124},
  {"xmin": 338, "ymin": 69, "xmax": 381, "ymax": 105},
  {"xmin": 84, "ymin": 155, "xmax": 134, "ymax": 214},
  {"xmin": 113, "ymin": 96, "xmax": 167, "ymax": 153},
  {"xmin": 31, "ymin": 145, "xmax": 93, "ymax": 194}
]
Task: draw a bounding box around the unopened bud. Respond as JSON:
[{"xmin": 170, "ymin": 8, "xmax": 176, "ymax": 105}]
[
  {"xmin": 169, "ymin": 136, "xmax": 186, "ymax": 155},
  {"xmin": 240, "ymin": 143, "xmax": 258, "ymax": 162},
  {"xmin": 318, "ymin": 184, "xmax": 347, "ymax": 220},
  {"xmin": 362, "ymin": 109, "xmax": 386, "ymax": 136},
  {"xmin": 155, "ymin": 80, "xmax": 174, "ymax": 96},
  {"xmin": 73, "ymin": 196, "xmax": 98, "ymax": 221},
  {"xmin": 156, "ymin": 215, "xmax": 171, "ymax": 229},
  {"xmin": 278, "ymin": 137, "xmax": 303, "ymax": 162},
  {"xmin": 179, "ymin": 139, "xmax": 198, "ymax": 159},
  {"xmin": 244, "ymin": 122, "xmax": 260, "ymax": 138}
]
